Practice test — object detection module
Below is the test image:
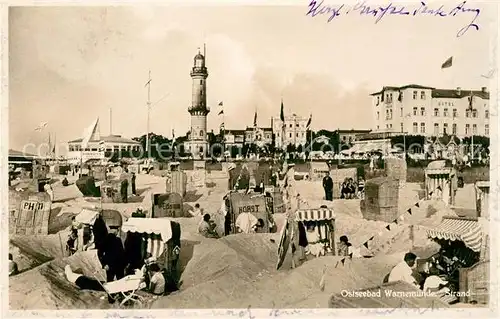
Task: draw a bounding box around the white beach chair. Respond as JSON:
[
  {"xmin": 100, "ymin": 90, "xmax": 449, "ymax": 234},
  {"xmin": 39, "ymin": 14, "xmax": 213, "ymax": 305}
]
[{"xmin": 102, "ymin": 274, "xmax": 147, "ymax": 307}]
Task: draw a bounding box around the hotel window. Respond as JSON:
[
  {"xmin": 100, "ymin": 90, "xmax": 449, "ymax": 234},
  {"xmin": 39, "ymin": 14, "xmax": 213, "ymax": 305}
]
[
  {"xmin": 472, "ymin": 110, "xmax": 477, "ymax": 118},
  {"xmin": 420, "ymin": 122, "xmax": 425, "ymax": 133},
  {"xmin": 434, "ymin": 108, "xmax": 439, "ymax": 116},
  {"xmin": 296, "ymin": 133, "xmax": 299, "ymax": 137},
  {"xmin": 466, "ymin": 110, "xmax": 471, "ymax": 118},
  {"xmin": 289, "ymin": 133, "xmax": 292, "ymax": 138},
  {"xmin": 413, "ymin": 122, "xmax": 418, "ymax": 133},
  {"xmin": 301, "ymin": 133, "xmax": 305, "ymax": 137},
  {"xmin": 400, "ymin": 123, "xmax": 404, "ymax": 132},
  {"xmin": 377, "ymin": 111, "xmax": 379, "ymax": 120},
  {"xmin": 400, "ymin": 108, "xmax": 403, "ymax": 117},
  {"xmin": 452, "ymin": 124, "xmax": 457, "ymax": 134},
  {"xmin": 443, "ymin": 108, "xmax": 448, "ymax": 117},
  {"xmin": 452, "ymin": 109, "xmax": 458, "ymax": 117},
  {"xmin": 413, "ymin": 107, "xmax": 418, "ymax": 116},
  {"xmin": 420, "ymin": 91, "xmax": 426, "ymax": 99},
  {"xmin": 438, "ymin": 102, "xmax": 442, "ymax": 106},
  {"xmin": 443, "ymin": 123, "xmax": 448, "ymax": 134},
  {"xmin": 485, "ymin": 124, "xmax": 489, "ymax": 136},
  {"xmin": 472, "ymin": 124, "xmax": 477, "ymax": 134},
  {"xmin": 420, "ymin": 107, "xmax": 425, "ymax": 116},
  {"xmin": 377, "ymin": 125, "xmax": 379, "ymax": 130},
  {"xmin": 296, "ymin": 123, "xmax": 299, "ymax": 127},
  {"xmin": 485, "ymin": 110, "xmax": 489, "ymax": 119},
  {"xmin": 434, "ymin": 123, "xmax": 439, "ymax": 135},
  {"xmin": 465, "ymin": 124, "xmax": 470, "ymax": 135},
  {"xmin": 389, "ymin": 109, "xmax": 393, "ymax": 119},
  {"xmin": 289, "ymin": 124, "xmax": 293, "ymax": 128},
  {"xmin": 413, "ymin": 91, "xmax": 417, "ymax": 99}
]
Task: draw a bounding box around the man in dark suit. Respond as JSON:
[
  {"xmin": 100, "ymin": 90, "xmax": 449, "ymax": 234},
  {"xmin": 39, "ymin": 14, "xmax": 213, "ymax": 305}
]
[
  {"xmin": 98, "ymin": 228, "xmax": 126, "ymax": 303},
  {"xmin": 322, "ymin": 172, "xmax": 334, "ymax": 201}
]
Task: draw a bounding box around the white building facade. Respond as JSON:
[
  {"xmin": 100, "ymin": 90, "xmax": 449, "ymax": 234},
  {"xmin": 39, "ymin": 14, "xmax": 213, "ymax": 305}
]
[
  {"xmin": 371, "ymin": 84, "xmax": 490, "ymax": 138},
  {"xmin": 272, "ymin": 114, "xmax": 309, "ymax": 149}
]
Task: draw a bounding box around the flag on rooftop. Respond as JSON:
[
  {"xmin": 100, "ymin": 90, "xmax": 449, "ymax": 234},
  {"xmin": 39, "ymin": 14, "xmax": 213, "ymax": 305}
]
[
  {"xmin": 468, "ymin": 91, "xmax": 474, "ymax": 109},
  {"xmin": 441, "ymin": 56, "xmax": 453, "ymax": 69},
  {"xmin": 34, "ymin": 122, "xmax": 48, "ymax": 132},
  {"xmin": 280, "ymin": 98, "xmax": 285, "ymax": 122},
  {"xmin": 253, "ymin": 111, "xmax": 257, "ymax": 127},
  {"xmin": 306, "ymin": 114, "xmax": 312, "ymax": 129}
]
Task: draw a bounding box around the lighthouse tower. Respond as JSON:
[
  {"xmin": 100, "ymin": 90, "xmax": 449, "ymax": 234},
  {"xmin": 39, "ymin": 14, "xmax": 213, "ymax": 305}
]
[{"xmin": 187, "ymin": 47, "xmax": 210, "ymax": 159}]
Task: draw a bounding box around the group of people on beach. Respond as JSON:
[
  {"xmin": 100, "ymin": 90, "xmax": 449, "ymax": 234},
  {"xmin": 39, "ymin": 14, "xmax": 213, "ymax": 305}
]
[
  {"xmin": 322, "ymin": 172, "xmax": 365, "ymax": 201},
  {"xmin": 63, "ymin": 209, "xmax": 172, "ymax": 304}
]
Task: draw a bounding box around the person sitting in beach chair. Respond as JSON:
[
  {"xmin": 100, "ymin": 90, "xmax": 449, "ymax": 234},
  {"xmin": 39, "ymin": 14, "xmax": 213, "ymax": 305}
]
[
  {"xmin": 148, "ymin": 263, "xmax": 166, "ymax": 296},
  {"xmin": 66, "ymin": 228, "xmax": 79, "ymax": 256},
  {"xmin": 64, "ymin": 265, "xmax": 105, "ymax": 292}
]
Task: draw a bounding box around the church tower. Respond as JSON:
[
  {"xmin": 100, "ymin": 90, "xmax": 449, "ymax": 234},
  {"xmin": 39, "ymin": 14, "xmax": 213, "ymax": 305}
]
[{"xmin": 187, "ymin": 46, "xmax": 210, "ymax": 159}]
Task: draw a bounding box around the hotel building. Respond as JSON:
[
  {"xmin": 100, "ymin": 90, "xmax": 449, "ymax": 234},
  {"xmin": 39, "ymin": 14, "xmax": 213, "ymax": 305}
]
[{"xmin": 370, "ymin": 84, "xmax": 490, "ymax": 138}]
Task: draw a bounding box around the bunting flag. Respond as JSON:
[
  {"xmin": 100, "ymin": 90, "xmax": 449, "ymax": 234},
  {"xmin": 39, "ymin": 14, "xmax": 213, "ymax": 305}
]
[
  {"xmin": 441, "ymin": 56, "xmax": 453, "ymax": 69},
  {"xmin": 354, "ymin": 183, "xmax": 450, "ymax": 257},
  {"xmin": 220, "ymin": 122, "xmax": 225, "ymax": 129},
  {"xmin": 218, "ymin": 101, "xmax": 223, "ymax": 106},
  {"xmin": 218, "ymin": 110, "xmax": 224, "ymax": 115},
  {"xmin": 306, "ymin": 114, "xmax": 312, "ymax": 129}
]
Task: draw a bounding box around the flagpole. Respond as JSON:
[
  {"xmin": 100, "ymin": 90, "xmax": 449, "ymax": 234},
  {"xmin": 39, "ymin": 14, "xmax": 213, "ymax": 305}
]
[
  {"xmin": 146, "ymin": 70, "xmax": 152, "ymax": 158},
  {"xmin": 309, "ymin": 128, "xmax": 313, "ymax": 164},
  {"xmin": 222, "ymin": 104, "xmax": 226, "ymax": 158}
]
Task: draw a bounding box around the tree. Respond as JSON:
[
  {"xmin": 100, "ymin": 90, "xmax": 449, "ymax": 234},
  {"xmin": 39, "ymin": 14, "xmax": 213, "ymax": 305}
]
[
  {"xmin": 297, "ymin": 144, "xmax": 304, "ymax": 153},
  {"xmin": 390, "ymin": 134, "xmax": 425, "ymax": 152}
]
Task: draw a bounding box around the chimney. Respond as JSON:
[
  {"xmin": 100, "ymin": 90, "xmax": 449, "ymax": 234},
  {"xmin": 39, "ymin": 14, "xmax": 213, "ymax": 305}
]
[
  {"xmin": 481, "ymin": 86, "xmax": 487, "ymax": 93},
  {"xmin": 456, "ymin": 87, "xmax": 461, "ymax": 95}
]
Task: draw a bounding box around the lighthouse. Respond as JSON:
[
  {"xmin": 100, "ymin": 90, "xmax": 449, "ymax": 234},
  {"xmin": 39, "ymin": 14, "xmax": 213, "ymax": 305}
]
[{"xmin": 187, "ymin": 46, "xmax": 210, "ymax": 159}]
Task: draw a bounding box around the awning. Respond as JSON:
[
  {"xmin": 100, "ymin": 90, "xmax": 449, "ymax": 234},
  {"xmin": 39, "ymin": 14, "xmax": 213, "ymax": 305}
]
[
  {"xmin": 426, "ymin": 217, "xmax": 483, "ymax": 252},
  {"xmin": 295, "ymin": 208, "xmax": 335, "ymax": 221},
  {"xmin": 75, "ymin": 208, "xmax": 100, "ymax": 225},
  {"xmin": 121, "ymin": 217, "xmax": 173, "ymax": 242}
]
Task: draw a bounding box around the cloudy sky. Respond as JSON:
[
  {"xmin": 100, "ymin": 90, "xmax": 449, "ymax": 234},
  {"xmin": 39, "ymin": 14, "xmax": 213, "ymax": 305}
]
[{"xmin": 9, "ymin": 2, "xmax": 493, "ymax": 150}]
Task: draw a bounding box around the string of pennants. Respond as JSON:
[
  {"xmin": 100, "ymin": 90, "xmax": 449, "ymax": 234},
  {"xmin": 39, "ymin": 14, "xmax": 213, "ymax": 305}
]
[{"xmin": 335, "ymin": 184, "xmax": 444, "ymax": 267}]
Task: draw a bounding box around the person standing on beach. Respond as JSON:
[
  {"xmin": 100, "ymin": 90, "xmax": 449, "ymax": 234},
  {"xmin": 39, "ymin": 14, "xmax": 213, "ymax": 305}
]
[
  {"xmin": 120, "ymin": 178, "xmax": 128, "ymax": 203},
  {"xmin": 322, "ymin": 172, "xmax": 333, "ymax": 201}
]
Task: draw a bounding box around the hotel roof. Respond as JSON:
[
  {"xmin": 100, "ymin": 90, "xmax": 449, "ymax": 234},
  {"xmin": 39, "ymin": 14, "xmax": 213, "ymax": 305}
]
[
  {"xmin": 371, "ymin": 84, "xmax": 489, "ymax": 100},
  {"xmin": 68, "ymin": 135, "xmax": 140, "ymax": 145}
]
